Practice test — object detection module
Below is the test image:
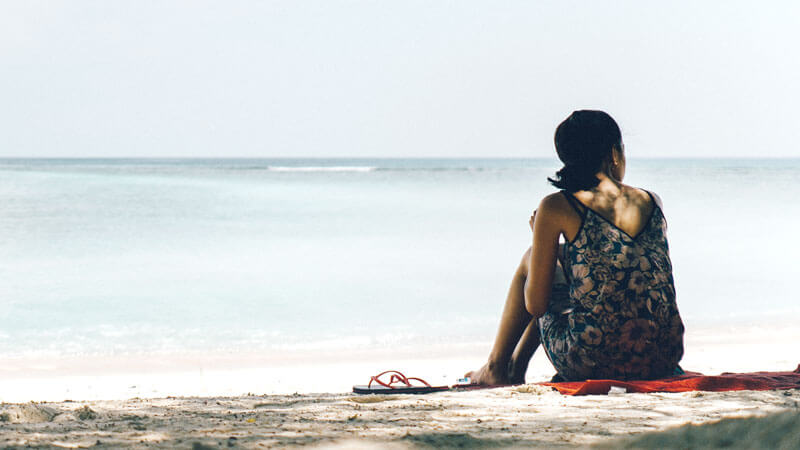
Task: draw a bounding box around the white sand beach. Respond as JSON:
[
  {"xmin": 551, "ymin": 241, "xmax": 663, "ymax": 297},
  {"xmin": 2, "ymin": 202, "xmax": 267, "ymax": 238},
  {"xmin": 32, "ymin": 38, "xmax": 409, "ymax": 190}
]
[
  {"xmin": 2, "ymin": 323, "xmax": 799, "ymax": 448},
  {"xmin": 2, "ymin": 383, "xmax": 799, "ymax": 448}
]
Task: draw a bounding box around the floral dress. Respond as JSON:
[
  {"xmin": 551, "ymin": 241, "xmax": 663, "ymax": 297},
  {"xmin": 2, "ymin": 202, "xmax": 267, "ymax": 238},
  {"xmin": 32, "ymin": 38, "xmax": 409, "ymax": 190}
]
[{"xmin": 538, "ymin": 191, "xmax": 685, "ymax": 381}]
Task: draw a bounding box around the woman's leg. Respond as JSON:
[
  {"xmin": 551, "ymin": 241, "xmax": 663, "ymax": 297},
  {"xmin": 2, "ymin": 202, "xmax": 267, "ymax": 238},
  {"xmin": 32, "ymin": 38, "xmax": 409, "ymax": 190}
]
[
  {"xmin": 465, "ymin": 247, "xmax": 537, "ymax": 385},
  {"xmin": 508, "ymin": 245, "xmax": 567, "ymax": 382},
  {"xmin": 508, "ymin": 318, "xmax": 541, "ymax": 383}
]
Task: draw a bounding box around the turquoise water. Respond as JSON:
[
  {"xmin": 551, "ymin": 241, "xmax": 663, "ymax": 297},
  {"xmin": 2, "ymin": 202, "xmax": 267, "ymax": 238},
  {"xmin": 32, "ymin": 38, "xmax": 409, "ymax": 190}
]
[{"xmin": 1, "ymin": 158, "xmax": 798, "ymax": 357}]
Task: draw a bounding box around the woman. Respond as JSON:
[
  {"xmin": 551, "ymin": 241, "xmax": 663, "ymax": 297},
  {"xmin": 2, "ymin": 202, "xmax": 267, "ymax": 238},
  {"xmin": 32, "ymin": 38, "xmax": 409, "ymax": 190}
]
[{"xmin": 467, "ymin": 110, "xmax": 684, "ymax": 385}]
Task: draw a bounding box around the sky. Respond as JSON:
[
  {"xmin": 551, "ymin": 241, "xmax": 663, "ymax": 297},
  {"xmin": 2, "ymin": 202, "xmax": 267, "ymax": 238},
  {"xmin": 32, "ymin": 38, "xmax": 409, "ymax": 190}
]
[{"xmin": 1, "ymin": 1, "xmax": 798, "ymax": 158}]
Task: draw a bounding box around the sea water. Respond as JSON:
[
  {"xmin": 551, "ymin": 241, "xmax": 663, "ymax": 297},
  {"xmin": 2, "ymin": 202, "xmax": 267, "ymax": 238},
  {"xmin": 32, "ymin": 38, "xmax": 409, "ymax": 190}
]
[{"xmin": 1, "ymin": 158, "xmax": 798, "ymax": 359}]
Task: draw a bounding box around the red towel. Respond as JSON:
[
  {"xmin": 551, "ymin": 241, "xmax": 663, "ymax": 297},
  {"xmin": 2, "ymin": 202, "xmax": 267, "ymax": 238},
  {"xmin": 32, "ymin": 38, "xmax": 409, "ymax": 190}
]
[{"xmin": 539, "ymin": 364, "xmax": 800, "ymax": 396}]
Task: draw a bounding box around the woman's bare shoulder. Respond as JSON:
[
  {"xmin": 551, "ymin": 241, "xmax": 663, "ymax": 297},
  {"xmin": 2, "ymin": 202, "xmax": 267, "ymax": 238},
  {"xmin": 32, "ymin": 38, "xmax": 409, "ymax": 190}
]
[
  {"xmin": 631, "ymin": 186, "xmax": 664, "ymax": 210},
  {"xmin": 648, "ymin": 190, "xmax": 664, "ymax": 210},
  {"xmin": 620, "ymin": 184, "xmax": 664, "ymax": 210},
  {"xmin": 537, "ymin": 192, "xmax": 578, "ymax": 218},
  {"xmin": 536, "ymin": 192, "xmax": 583, "ymax": 241}
]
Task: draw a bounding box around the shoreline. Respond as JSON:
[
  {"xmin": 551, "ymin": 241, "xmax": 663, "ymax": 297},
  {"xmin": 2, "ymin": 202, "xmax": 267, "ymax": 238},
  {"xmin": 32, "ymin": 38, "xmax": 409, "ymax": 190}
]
[
  {"xmin": 2, "ymin": 322, "xmax": 799, "ymax": 403},
  {"xmin": 1, "ymin": 317, "xmax": 798, "ymax": 448}
]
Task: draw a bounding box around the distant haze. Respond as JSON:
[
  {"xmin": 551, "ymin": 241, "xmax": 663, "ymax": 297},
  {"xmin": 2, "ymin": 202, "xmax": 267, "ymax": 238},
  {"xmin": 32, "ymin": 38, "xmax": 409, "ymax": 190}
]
[{"xmin": 1, "ymin": 1, "xmax": 798, "ymax": 158}]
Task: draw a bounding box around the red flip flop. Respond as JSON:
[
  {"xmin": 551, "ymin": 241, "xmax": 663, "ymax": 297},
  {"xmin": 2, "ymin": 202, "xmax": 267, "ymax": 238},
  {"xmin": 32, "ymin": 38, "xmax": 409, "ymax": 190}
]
[{"xmin": 352, "ymin": 370, "xmax": 450, "ymax": 394}]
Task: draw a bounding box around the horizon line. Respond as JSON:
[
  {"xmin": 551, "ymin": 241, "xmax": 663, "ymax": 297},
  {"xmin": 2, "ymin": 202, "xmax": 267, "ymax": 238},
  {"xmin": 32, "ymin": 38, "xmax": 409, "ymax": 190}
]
[{"xmin": 1, "ymin": 156, "xmax": 798, "ymax": 160}]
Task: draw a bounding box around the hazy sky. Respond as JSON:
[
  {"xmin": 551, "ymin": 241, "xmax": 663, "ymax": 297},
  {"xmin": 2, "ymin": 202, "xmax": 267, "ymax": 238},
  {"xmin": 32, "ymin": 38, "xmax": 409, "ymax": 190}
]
[{"xmin": 2, "ymin": 1, "xmax": 798, "ymax": 158}]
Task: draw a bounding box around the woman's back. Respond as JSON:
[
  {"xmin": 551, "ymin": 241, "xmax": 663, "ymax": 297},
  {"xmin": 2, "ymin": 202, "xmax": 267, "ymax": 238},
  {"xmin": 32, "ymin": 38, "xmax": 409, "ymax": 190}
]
[
  {"xmin": 561, "ymin": 183, "xmax": 656, "ymax": 243},
  {"xmin": 538, "ymin": 183, "xmax": 685, "ymax": 381}
]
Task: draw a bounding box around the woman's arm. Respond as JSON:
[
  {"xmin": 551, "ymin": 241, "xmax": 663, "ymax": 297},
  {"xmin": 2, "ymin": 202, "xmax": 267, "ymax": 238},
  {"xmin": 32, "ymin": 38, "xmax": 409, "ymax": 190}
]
[{"xmin": 524, "ymin": 195, "xmax": 564, "ymax": 318}]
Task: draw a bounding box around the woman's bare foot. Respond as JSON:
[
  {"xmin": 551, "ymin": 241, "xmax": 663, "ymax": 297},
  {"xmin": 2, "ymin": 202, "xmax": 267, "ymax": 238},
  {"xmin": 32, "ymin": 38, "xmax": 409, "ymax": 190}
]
[{"xmin": 464, "ymin": 361, "xmax": 513, "ymax": 386}]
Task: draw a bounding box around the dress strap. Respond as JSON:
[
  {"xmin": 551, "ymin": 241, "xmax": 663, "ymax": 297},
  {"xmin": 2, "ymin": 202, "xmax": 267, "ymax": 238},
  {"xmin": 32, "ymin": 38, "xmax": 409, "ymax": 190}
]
[
  {"xmin": 561, "ymin": 191, "xmax": 586, "ymax": 217},
  {"xmin": 641, "ymin": 189, "xmax": 664, "ymax": 228},
  {"xmin": 642, "ymin": 189, "xmax": 656, "ymax": 205}
]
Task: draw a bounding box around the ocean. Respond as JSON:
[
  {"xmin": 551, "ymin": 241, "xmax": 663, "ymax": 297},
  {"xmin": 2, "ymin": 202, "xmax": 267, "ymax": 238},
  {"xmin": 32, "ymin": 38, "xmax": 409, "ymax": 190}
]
[{"xmin": 1, "ymin": 158, "xmax": 798, "ymax": 359}]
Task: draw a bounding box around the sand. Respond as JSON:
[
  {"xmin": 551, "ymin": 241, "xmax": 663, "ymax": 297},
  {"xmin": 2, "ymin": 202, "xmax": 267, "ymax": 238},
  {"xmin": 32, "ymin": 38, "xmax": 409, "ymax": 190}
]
[
  {"xmin": 2, "ymin": 321, "xmax": 799, "ymax": 448},
  {"xmin": 2, "ymin": 385, "xmax": 799, "ymax": 448}
]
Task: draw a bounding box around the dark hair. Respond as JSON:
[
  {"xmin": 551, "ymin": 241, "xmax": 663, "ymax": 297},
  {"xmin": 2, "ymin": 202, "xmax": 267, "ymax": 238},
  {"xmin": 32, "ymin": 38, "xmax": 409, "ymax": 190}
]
[{"xmin": 547, "ymin": 110, "xmax": 622, "ymax": 192}]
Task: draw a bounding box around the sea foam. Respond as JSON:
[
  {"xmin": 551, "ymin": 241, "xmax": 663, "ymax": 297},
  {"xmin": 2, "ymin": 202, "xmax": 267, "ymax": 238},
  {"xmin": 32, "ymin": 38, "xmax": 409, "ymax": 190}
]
[{"xmin": 267, "ymin": 166, "xmax": 376, "ymax": 172}]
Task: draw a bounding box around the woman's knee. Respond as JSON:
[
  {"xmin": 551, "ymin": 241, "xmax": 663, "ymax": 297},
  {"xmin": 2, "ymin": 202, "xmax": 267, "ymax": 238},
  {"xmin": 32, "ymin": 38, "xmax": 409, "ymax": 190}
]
[{"xmin": 520, "ymin": 244, "xmax": 566, "ymax": 277}]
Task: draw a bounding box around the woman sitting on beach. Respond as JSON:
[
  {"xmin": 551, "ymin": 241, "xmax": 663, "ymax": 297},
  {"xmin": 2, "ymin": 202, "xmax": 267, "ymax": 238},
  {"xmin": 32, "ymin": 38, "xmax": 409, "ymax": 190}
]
[{"xmin": 467, "ymin": 110, "xmax": 684, "ymax": 385}]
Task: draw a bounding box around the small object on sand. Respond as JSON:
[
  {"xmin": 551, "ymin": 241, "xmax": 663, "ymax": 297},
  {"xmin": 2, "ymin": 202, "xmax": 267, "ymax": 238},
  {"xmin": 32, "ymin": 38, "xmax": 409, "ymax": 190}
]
[
  {"xmin": 450, "ymin": 376, "xmax": 517, "ymax": 391},
  {"xmin": 353, "ymin": 370, "xmax": 449, "ymax": 394},
  {"xmin": 76, "ymin": 405, "xmax": 97, "ymax": 420}
]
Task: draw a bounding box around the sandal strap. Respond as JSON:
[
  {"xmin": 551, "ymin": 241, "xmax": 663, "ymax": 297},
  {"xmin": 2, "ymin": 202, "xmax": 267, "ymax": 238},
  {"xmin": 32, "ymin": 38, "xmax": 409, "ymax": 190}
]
[
  {"xmin": 368, "ymin": 370, "xmax": 409, "ymax": 389},
  {"xmin": 404, "ymin": 376, "xmax": 432, "ymax": 387},
  {"xmin": 367, "ymin": 370, "xmax": 433, "ymax": 389}
]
